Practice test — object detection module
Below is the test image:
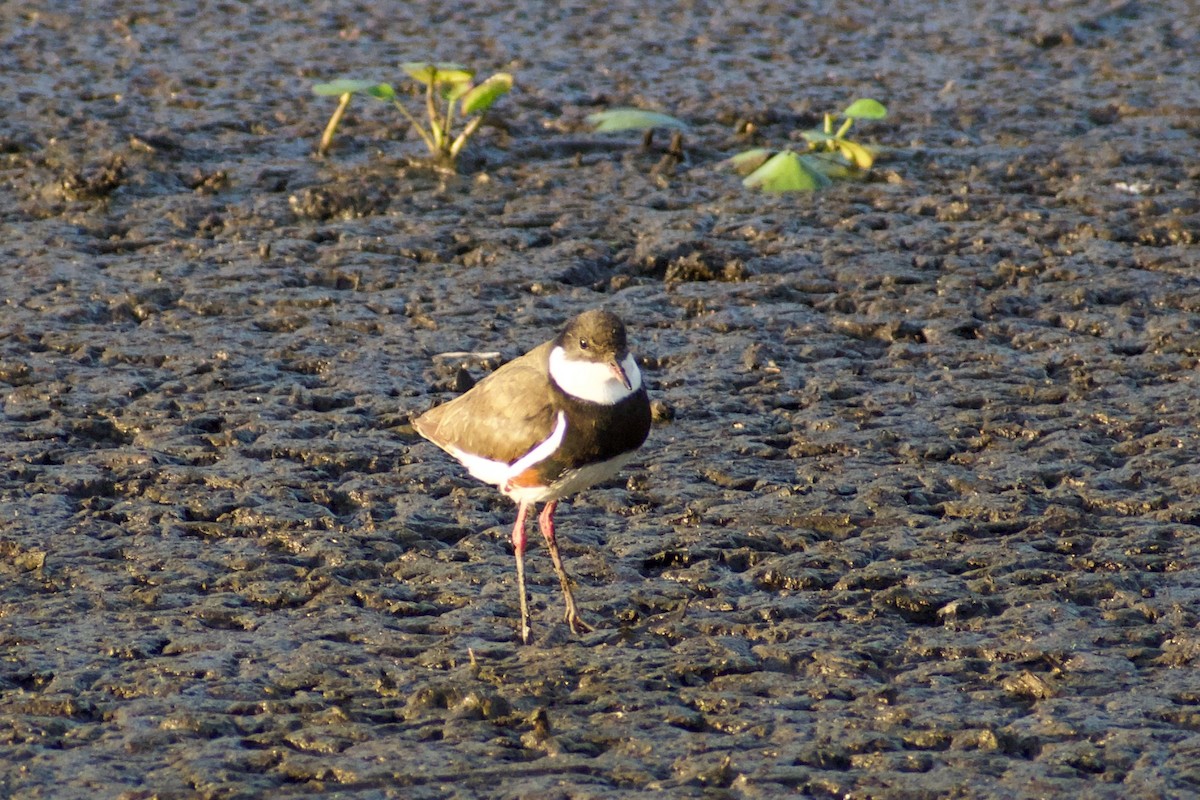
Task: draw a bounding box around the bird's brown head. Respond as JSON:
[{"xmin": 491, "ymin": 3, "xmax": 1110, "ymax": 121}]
[
  {"xmin": 558, "ymin": 309, "xmax": 628, "ymax": 359},
  {"xmin": 554, "ymin": 310, "xmax": 637, "ymax": 393}
]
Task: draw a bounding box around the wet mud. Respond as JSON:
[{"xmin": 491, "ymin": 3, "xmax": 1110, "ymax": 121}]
[{"xmin": 3, "ymin": 1, "xmax": 1200, "ymax": 798}]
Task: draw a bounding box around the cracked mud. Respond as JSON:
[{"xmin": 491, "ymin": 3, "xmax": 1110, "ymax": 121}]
[{"xmin": 2, "ymin": 1, "xmax": 1200, "ymax": 798}]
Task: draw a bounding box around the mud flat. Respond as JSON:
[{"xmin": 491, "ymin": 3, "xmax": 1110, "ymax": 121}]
[{"xmin": 2, "ymin": 1, "xmax": 1199, "ymax": 798}]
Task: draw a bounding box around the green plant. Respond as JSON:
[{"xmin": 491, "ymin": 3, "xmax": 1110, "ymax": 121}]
[
  {"xmin": 731, "ymin": 149, "xmax": 831, "ymax": 192},
  {"xmin": 313, "ymin": 62, "xmax": 513, "ymax": 169},
  {"xmin": 802, "ymin": 98, "xmax": 887, "ymax": 169},
  {"xmin": 730, "ymin": 98, "xmax": 888, "ymax": 193},
  {"xmin": 587, "ymin": 108, "xmax": 687, "ymax": 134},
  {"xmin": 587, "ymin": 107, "xmax": 687, "ymax": 151}
]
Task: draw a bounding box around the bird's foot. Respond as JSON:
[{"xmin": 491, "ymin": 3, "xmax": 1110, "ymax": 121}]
[{"xmin": 563, "ymin": 596, "xmax": 594, "ymax": 635}]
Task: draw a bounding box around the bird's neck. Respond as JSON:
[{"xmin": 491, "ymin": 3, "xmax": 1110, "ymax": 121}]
[{"xmin": 548, "ymin": 346, "xmax": 641, "ymax": 405}]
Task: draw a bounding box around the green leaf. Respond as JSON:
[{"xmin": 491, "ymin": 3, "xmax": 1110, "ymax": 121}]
[
  {"xmin": 460, "ymin": 72, "xmax": 514, "ymax": 115},
  {"xmin": 802, "ymin": 152, "xmax": 855, "ymax": 180},
  {"xmin": 800, "ymin": 128, "xmax": 837, "ymax": 145},
  {"xmin": 401, "ymin": 62, "xmax": 474, "ymax": 86},
  {"xmin": 743, "ymin": 150, "xmax": 831, "ymax": 193},
  {"xmin": 727, "ymin": 148, "xmax": 775, "ymax": 176},
  {"xmin": 313, "ymin": 80, "xmax": 395, "ymax": 100},
  {"xmin": 842, "ymin": 98, "xmax": 887, "ymax": 120},
  {"xmin": 587, "ymin": 108, "xmax": 687, "ymax": 132},
  {"xmin": 444, "ymin": 81, "xmax": 473, "ymax": 103},
  {"xmin": 836, "ymin": 139, "xmax": 876, "ymax": 169}
]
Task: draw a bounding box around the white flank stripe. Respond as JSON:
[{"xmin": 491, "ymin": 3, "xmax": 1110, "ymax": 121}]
[
  {"xmin": 508, "ymin": 410, "xmax": 568, "ymax": 477},
  {"xmin": 446, "ymin": 410, "xmax": 568, "ymax": 491},
  {"xmin": 549, "ymin": 346, "xmax": 641, "ymax": 405},
  {"xmin": 445, "ymin": 447, "xmax": 510, "ymax": 488}
]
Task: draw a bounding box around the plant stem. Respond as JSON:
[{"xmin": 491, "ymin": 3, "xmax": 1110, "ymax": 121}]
[
  {"xmin": 449, "ymin": 115, "xmax": 484, "ymax": 160},
  {"xmin": 835, "ymin": 117, "xmax": 854, "ymax": 140},
  {"xmin": 442, "ymin": 93, "xmax": 456, "ymax": 157},
  {"xmin": 425, "ymin": 74, "xmax": 443, "ymax": 153},
  {"xmin": 318, "ymin": 93, "xmax": 354, "ymax": 156},
  {"xmin": 390, "ymin": 99, "xmax": 438, "ymax": 155}
]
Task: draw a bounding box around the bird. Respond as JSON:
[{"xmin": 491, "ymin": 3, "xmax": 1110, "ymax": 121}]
[{"xmin": 413, "ymin": 309, "xmax": 652, "ymax": 643}]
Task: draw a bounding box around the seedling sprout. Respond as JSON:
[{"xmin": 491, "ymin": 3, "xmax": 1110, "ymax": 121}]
[
  {"xmin": 313, "ymin": 62, "xmax": 513, "ymax": 170},
  {"xmin": 731, "ymin": 98, "xmax": 888, "ymax": 193}
]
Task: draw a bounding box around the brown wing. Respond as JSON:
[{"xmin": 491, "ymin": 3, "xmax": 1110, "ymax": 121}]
[{"xmin": 413, "ymin": 340, "xmax": 559, "ymax": 464}]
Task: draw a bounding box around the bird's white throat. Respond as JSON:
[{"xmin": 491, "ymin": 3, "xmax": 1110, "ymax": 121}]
[{"xmin": 548, "ymin": 346, "xmax": 641, "ymax": 405}]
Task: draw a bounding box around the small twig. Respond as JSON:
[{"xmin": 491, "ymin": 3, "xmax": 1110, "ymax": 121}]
[
  {"xmin": 667, "ymin": 131, "xmax": 685, "ymax": 159},
  {"xmin": 432, "ymin": 350, "xmax": 501, "ymax": 361}
]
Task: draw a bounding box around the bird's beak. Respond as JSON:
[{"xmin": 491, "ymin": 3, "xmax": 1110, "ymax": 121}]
[{"xmin": 610, "ymin": 359, "xmax": 633, "ymax": 390}]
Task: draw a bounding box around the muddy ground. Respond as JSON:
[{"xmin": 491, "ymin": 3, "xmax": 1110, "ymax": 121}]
[{"xmin": 2, "ymin": 1, "xmax": 1200, "ymax": 798}]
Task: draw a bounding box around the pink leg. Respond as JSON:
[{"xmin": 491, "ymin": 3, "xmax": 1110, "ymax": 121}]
[
  {"xmin": 537, "ymin": 501, "xmax": 592, "ymax": 635},
  {"xmin": 511, "ymin": 502, "xmax": 532, "ymax": 644}
]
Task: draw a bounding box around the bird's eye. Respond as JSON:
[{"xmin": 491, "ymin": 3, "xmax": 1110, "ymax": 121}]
[{"xmin": 578, "ymin": 338, "xmax": 589, "ymax": 350}]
